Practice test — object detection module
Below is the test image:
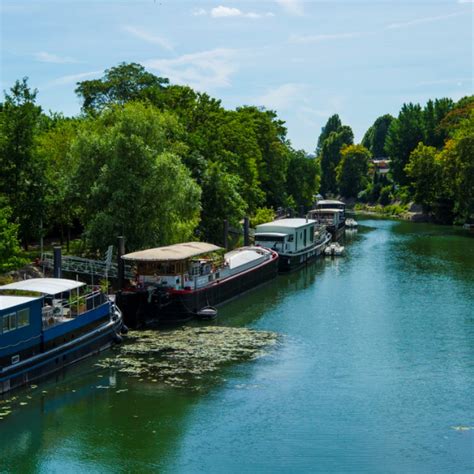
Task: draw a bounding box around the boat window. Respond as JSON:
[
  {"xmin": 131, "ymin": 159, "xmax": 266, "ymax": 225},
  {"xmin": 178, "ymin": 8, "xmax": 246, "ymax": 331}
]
[
  {"xmin": 310, "ymin": 226, "xmax": 314, "ymax": 242},
  {"xmin": 3, "ymin": 313, "xmax": 16, "ymax": 333},
  {"xmin": 288, "ymin": 235, "xmax": 294, "ymax": 242},
  {"xmin": 17, "ymin": 308, "xmax": 30, "ymax": 328},
  {"xmin": 304, "ymin": 229, "xmax": 307, "ymax": 246}
]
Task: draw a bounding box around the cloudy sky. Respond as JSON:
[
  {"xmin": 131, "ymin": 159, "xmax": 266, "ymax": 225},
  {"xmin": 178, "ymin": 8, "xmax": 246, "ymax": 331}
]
[{"xmin": 1, "ymin": 0, "xmax": 472, "ymax": 151}]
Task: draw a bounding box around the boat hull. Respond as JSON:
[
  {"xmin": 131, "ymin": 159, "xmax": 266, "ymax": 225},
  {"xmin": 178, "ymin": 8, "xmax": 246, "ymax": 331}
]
[
  {"xmin": 277, "ymin": 239, "xmax": 328, "ymax": 272},
  {"xmin": 0, "ymin": 308, "xmax": 122, "ymax": 395},
  {"xmin": 118, "ymin": 252, "xmax": 279, "ymax": 327}
]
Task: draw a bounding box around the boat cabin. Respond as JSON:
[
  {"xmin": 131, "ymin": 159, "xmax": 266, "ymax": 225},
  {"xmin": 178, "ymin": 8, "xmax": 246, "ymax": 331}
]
[
  {"xmin": 308, "ymin": 208, "xmax": 345, "ymax": 227},
  {"xmin": 0, "ymin": 278, "xmax": 110, "ymax": 369},
  {"xmin": 313, "ymin": 200, "xmax": 346, "ymax": 220},
  {"xmin": 255, "ymin": 218, "xmax": 317, "ymax": 254}
]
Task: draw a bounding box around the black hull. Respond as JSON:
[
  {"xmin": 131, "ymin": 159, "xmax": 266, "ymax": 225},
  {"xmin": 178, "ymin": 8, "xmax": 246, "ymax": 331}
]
[
  {"xmin": 118, "ymin": 254, "xmax": 279, "ymax": 327},
  {"xmin": 0, "ymin": 318, "xmax": 122, "ymax": 395},
  {"xmin": 328, "ymin": 223, "xmax": 345, "ymax": 242},
  {"xmin": 278, "ymin": 242, "xmax": 327, "ymax": 272}
]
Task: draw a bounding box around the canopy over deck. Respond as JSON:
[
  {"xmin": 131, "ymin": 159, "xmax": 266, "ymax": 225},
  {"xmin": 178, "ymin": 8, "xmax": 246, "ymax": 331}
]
[
  {"xmin": 311, "ymin": 208, "xmax": 344, "ymax": 213},
  {"xmin": 122, "ymin": 242, "xmax": 222, "ymax": 262},
  {"xmin": 316, "ymin": 200, "xmax": 345, "ymax": 206},
  {"xmin": 0, "ymin": 278, "xmax": 85, "ymax": 295}
]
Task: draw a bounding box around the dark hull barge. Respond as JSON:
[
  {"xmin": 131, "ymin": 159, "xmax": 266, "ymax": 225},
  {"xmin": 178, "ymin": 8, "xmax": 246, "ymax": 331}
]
[
  {"xmin": 0, "ymin": 278, "xmax": 123, "ymax": 394},
  {"xmin": 255, "ymin": 218, "xmax": 331, "ymax": 272},
  {"xmin": 117, "ymin": 243, "xmax": 279, "ymax": 327}
]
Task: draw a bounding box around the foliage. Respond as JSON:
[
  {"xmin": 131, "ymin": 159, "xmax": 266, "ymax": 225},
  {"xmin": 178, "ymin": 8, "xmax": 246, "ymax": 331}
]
[
  {"xmin": 75, "ymin": 62, "xmax": 169, "ymax": 113},
  {"xmin": 319, "ymin": 125, "xmax": 353, "ymax": 196},
  {"xmin": 286, "ymin": 149, "xmax": 319, "ymax": 208},
  {"xmin": 0, "ymin": 78, "xmax": 45, "ymax": 248},
  {"xmin": 70, "ymin": 102, "xmax": 201, "ymax": 251},
  {"xmin": 0, "ymin": 201, "xmax": 26, "ymax": 272},
  {"xmin": 361, "ymin": 114, "xmax": 394, "ymax": 157},
  {"xmin": 336, "ymin": 145, "xmax": 370, "ymax": 198},
  {"xmin": 250, "ymin": 207, "xmax": 276, "ymax": 227},
  {"xmin": 316, "ymin": 114, "xmax": 342, "ymax": 154}
]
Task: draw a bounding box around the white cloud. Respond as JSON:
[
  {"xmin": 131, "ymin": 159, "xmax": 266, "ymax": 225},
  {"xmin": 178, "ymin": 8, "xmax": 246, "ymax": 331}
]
[
  {"xmin": 290, "ymin": 32, "xmax": 364, "ymax": 43},
  {"xmin": 256, "ymin": 83, "xmax": 308, "ymax": 111},
  {"xmin": 276, "ymin": 0, "xmax": 303, "ymax": 16},
  {"xmin": 35, "ymin": 51, "xmax": 77, "ymax": 64},
  {"xmin": 192, "ymin": 8, "xmax": 207, "ymax": 16},
  {"xmin": 387, "ymin": 11, "xmax": 463, "ymax": 29},
  {"xmin": 47, "ymin": 70, "xmax": 102, "ymax": 87},
  {"xmin": 458, "ymin": 0, "xmax": 473, "ymax": 3},
  {"xmin": 210, "ymin": 6, "xmax": 274, "ymax": 19},
  {"xmin": 123, "ymin": 25, "xmax": 173, "ymax": 51},
  {"xmin": 144, "ymin": 48, "xmax": 239, "ymax": 91}
]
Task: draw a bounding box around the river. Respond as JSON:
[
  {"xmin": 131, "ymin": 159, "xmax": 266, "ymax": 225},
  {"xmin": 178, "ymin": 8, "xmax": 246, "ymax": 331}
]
[{"xmin": 1, "ymin": 218, "xmax": 473, "ymax": 473}]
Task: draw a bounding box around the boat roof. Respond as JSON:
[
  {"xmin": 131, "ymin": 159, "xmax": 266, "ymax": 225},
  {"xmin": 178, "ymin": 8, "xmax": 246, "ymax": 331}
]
[
  {"xmin": 122, "ymin": 242, "xmax": 222, "ymax": 262},
  {"xmin": 256, "ymin": 218, "xmax": 316, "ymax": 229},
  {"xmin": 311, "ymin": 208, "xmax": 344, "ymax": 213},
  {"xmin": 0, "ymin": 278, "xmax": 85, "ymax": 295},
  {"xmin": 0, "ymin": 295, "xmax": 41, "ymax": 311},
  {"xmin": 317, "ymin": 200, "xmax": 345, "ymax": 205},
  {"xmin": 255, "ymin": 232, "xmax": 288, "ymax": 237}
]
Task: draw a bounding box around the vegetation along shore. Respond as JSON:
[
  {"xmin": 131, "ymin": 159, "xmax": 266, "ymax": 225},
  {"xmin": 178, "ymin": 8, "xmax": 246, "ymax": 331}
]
[{"xmin": 1, "ymin": 62, "xmax": 473, "ymax": 273}]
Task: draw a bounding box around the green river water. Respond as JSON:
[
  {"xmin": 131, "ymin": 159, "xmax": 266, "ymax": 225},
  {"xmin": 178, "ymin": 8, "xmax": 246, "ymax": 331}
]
[{"xmin": 1, "ymin": 217, "xmax": 473, "ymax": 473}]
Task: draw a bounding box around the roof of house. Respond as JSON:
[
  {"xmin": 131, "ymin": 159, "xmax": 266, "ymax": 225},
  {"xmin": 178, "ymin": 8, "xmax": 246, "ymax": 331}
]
[
  {"xmin": 122, "ymin": 242, "xmax": 222, "ymax": 262},
  {"xmin": 0, "ymin": 278, "xmax": 85, "ymax": 295}
]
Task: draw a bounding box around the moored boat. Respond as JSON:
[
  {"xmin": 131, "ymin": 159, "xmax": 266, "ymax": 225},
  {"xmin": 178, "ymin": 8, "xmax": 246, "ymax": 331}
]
[
  {"xmin": 116, "ymin": 242, "xmax": 278, "ymax": 327},
  {"xmin": 308, "ymin": 200, "xmax": 346, "ymax": 241},
  {"xmin": 324, "ymin": 242, "xmax": 345, "ymax": 257},
  {"xmin": 255, "ymin": 218, "xmax": 331, "ymax": 272},
  {"xmin": 0, "ymin": 278, "xmax": 123, "ymax": 394},
  {"xmin": 346, "ymin": 218, "xmax": 358, "ymax": 228}
]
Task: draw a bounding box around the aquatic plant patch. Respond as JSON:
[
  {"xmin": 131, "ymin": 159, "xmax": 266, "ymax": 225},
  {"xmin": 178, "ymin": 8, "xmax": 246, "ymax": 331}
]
[{"xmin": 96, "ymin": 326, "xmax": 279, "ymax": 388}]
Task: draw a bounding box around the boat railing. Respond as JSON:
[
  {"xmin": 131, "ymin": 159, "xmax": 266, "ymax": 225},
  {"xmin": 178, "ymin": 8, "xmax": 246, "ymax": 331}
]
[{"xmin": 42, "ymin": 289, "xmax": 108, "ymax": 329}]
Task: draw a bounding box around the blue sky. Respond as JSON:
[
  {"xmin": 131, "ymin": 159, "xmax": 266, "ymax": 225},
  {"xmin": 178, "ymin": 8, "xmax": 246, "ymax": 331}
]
[{"xmin": 1, "ymin": 0, "xmax": 472, "ymax": 151}]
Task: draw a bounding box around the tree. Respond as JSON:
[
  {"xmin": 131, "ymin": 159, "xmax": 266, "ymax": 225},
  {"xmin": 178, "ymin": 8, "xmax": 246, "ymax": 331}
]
[
  {"xmin": 405, "ymin": 143, "xmax": 441, "ymax": 213},
  {"xmin": 75, "ymin": 62, "xmax": 169, "ymax": 113},
  {"xmin": 423, "ymin": 98, "xmax": 453, "ymax": 149},
  {"xmin": 384, "ymin": 103, "xmax": 425, "ymax": 185},
  {"xmin": 70, "ymin": 102, "xmax": 201, "ymax": 252},
  {"xmin": 199, "ymin": 162, "xmax": 247, "ymax": 244},
  {"xmin": 0, "ymin": 78, "xmax": 45, "ymax": 248},
  {"xmin": 319, "ymin": 125, "xmax": 353, "ymax": 195},
  {"xmin": 336, "ymin": 145, "xmax": 370, "ymax": 198},
  {"xmin": 0, "ymin": 200, "xmax": 26, "ymax": 272},
  {"xmin": 286, "ymin": 150, "xmax": 320, "ymax": 208},
  {"xmin": 362, "ymin": 114, "xmax": 394, "ymax": 157},
  {"xmin": 316, "ymin": 114, "xmax": 342, "ymax": 154}
]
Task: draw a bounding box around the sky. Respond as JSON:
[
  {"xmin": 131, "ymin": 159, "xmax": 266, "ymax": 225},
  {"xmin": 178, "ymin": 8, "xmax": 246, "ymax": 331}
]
[{"xmin": 1, "ymin": 0, "xmax": 472, "ymax": 152}]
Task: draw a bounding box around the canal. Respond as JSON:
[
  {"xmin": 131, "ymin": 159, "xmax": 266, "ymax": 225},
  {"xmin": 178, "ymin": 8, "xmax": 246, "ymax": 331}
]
[{"xmin": 1, "ymin": 218, "xmax": 473, "ymax": 473}]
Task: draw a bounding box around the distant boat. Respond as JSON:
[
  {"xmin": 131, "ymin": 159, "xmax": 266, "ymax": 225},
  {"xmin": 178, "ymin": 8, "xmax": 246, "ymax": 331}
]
[
  {"xmin": 308, "ymin": 200, "xmax": 346, "ymax": 241},
  {"xmin": 324, "ymin": 242, "xmax": 345, "ymax": 257},
  {"xmin": 346, "ymin": 218, "xmax": 358, "ymax": 228},
  {"xmin": 255, "ymin": 218, "xmax": 331, "ymax": 272},
  {"xmin": 117, "ymin": 242, "xmax": 278, "ymax": 327},
  {"xmin": 0, "ymin": 278, "xmax": 123, "ymax": 394}
]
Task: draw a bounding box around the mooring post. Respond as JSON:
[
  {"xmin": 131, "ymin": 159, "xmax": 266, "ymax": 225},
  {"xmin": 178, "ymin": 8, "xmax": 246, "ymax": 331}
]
[
  {"xmin": 223, "ymin": 219, "xmax": 229, "ymax": 250},
  {"xmin": 117, "ymin": 236, "xmax": 125, "ymax": 290},
  {"xmin": 243, "ymin": 217, "xmax": 250, "ymax": 247},
  {"xmin": 53, "ymin": 246, "xmax": 62, "ymax": 278}
]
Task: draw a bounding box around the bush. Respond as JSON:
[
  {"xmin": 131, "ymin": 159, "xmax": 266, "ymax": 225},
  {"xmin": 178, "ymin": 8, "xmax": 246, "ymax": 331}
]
[
  {"xmin": 250, "ymin": 207, "xmax": 276, "ymax": 227},
  {"xmin": 379, "ymin": 186, "xmax": 392, "ymax": 206}
]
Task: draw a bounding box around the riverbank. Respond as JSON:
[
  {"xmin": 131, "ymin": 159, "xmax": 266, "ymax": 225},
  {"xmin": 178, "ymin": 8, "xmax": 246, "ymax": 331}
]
[{"xmin": 352, "ymin": 202, "xmax": 431, "ymax": 222}]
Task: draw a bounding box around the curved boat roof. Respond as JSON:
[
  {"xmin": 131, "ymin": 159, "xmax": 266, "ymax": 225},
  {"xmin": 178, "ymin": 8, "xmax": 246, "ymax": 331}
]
[
  {"xmin": 0, "ymin": 278, "xmax": 85, "ymax": 295},
  {"xmin": 317, "ymin": 200, "xmax": 345, "ymax": 205},
  {"xmin": 122, "ymin": 242, "xmax": 222, "ymax": 262},
  {"xmin": 256, "ymin": 218, "xmax": 316, "ymax": 229},
  {"xmin": 0, "ymin": 295, "xmax": 41, "ymax": 311}
]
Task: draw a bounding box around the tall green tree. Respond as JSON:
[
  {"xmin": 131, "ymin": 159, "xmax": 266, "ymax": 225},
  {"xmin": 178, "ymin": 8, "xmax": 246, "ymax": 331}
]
[
  {"xmin": 384, "ymin": 103, "xmax": 425, "ymax": 185},
  {"xmin": 70, "ymin": 102, "xmax": 200, "ymax": 252},
  {"xmin": 75, "ymin": 62, "xmax": 169, "ymax": 113},
  {"xmin": 423, "ymin": 98, "xmax": 453, "ymax": 148},
  {"xmin": 316, "ymin": 114, "xmax": 342, "ymax": 154},
  {"xmin": 0, "ymin": 78, "xmax": 45, "ymax": 248},
  {"xmin": 362, "ymin": 114, "xmax": 394, "ymax": 157},
  {"xmin": 0, "ymin": 200, "xmax": 26, "ymax": 272},
  {"xmin": 286, "ymin": 150, "xmax": 320, "ymax": 208},
  {"xmin": 336, "ymin": 145, "xmax": 370, "ymax": 198},
  {"xmin": 319, "ymin": 125, "xmax": 354, "ymax": 195}
]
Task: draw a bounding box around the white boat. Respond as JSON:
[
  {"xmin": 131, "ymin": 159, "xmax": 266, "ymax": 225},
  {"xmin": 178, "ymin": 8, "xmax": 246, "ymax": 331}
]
[
  {"xmin": 324, "ymin": 243, "xmax": 345, "ymax": 257},
  {"xmin": 345, "ymin": 218, "xmax": 358, "ymax": 228}
]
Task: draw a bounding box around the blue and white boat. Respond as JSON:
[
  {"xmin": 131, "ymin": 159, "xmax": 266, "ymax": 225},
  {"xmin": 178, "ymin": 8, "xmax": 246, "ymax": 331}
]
[{"xmin": 0, "ymin": 278, "xmax": 123, "ymax": 394}]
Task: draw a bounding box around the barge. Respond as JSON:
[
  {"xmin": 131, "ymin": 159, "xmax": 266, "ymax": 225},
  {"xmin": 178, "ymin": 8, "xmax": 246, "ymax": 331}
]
[
  {"xmin": 309, "ymin": 200, "xmax": 346, "ymax": 241},
  {"xmin": 255, "ymin": 218, "xmax": 331, "ymax": 272},
  {"xmin": 0, "ymin": 278, "xmax": 123, "ymax": 394},
  {"xmin": 116, "ymin": 242, "xmax": 278, "ymax": 327}
]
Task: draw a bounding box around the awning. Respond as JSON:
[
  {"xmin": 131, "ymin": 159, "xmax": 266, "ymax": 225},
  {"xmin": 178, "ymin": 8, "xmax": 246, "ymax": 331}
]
[
  {"xmin": 122, "ymin": 242, "xmax": 222, "ymax": 262},
  {"xmin": 0, "ymin": 278, "xmax": 85, "ymax": 295},
  {"xmin": 255, "ymin": 233, "xmax": 288, "ymax": 237}
]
